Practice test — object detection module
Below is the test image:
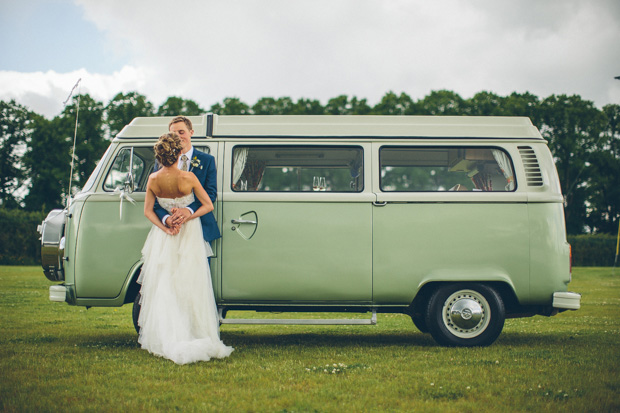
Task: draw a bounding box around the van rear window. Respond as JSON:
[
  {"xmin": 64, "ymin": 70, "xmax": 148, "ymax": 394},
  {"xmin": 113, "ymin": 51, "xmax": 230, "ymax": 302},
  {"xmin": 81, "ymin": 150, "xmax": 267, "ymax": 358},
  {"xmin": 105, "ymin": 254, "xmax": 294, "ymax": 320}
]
[
  {"xmin": 232, "ymin": 146, "xmax": 363, "ymax": 192},
  {"xmin": 380, "ymin": 147, "xmax": 515, "ymax": 192}
]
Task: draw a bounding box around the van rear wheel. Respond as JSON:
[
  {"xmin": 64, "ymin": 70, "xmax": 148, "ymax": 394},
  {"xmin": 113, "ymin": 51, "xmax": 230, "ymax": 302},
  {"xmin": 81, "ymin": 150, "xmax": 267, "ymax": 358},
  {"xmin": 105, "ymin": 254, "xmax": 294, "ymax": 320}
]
[
  {"xmin": 132, "ymin": 292, "xmax": 141, "ymax": 335},
  {"xmin": 425, "ymin": 283, "xmax": 505, "ymax": 347}
]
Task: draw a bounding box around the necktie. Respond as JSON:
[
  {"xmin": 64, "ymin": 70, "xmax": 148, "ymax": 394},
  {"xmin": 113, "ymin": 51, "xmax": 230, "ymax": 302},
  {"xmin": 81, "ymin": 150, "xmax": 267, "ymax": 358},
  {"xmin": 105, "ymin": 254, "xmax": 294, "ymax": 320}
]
[{"xmin": 181, "ymin": 154, "xmax": 188, "ymax": 171}]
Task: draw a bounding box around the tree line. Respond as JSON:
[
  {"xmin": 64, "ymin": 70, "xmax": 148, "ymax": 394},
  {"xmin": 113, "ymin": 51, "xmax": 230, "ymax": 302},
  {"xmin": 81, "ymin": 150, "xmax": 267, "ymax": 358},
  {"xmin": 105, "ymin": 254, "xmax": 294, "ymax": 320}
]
[{"xmin": 1, "ymin": 90, "xmax": 618, "ymax": 235}]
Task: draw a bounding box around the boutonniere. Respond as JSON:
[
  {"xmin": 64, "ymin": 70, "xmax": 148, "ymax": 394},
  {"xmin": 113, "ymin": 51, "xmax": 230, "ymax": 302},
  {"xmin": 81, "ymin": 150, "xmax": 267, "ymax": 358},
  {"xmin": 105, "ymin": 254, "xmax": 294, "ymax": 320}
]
[{"xmin": 190, "ymin": 156, "xmax": 203, "ymax": 170}]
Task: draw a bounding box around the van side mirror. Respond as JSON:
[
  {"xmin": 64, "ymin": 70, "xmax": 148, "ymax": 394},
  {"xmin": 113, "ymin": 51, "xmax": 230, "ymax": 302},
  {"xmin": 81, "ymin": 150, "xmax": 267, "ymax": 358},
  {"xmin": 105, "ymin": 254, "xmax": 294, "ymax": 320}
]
[{"xmin": 124, "ymin": 172, "xmax": 134, "ymax": 194}]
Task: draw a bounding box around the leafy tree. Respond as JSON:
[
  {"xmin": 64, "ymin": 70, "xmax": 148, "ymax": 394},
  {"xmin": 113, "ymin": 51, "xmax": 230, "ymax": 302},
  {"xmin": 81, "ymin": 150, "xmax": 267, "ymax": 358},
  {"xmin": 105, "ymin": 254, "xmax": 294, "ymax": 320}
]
[
  {"xmin": 416, "ymin": 90, "xmax": 466, "ymax": 115},
  {"xmin": 106, "ymin": 91, "xmax": 154, "ymax": 137},
  {"xmin": 586, "ymin": 151, "xmax": 620, "ymax": 234},
  {"xmin": 62, "ymin": 94, "xmax": 107, "ymax": 189},
  {"xmin": 325, "ymin": 95, "xmax": 371, "ymax": 115},
  {"xmin": 23, "ymin": 94, "xmax": 107, "ymax": 211},
  {"xmin": 539, "ymin": 95, "xmax": 606, "ymax": 234},
  {"xmin": 602, "ymin": 103, "xmax": 620, "ymax": 158},
  {"xmin": 23, "ymin": 115, "xmax": 71, "ymax": 211},
  {"xmin": 0, "ymin": 100, "xmax": 33, "ymax": 208},
  {"xmin": 156, "ymin": 96, "xmax": 205, "ymax": 116},
  {"xmin": 210, "ymin": 97, "xmax": 251, "ymax": 115},
  {"xmin": 252, "ymin": 97, "xmax": 296, "ymax": 115},
  {"xmin": 290, "ymin": 98, "xmax": 324, "ymax": 115},
  {"xmin": 502, "ymin": 92, "xmax": 542, "ymax": 126},
  {"xmin": 371, "ymin": 92, "xmax": 413, "ymax": 115},
  {"xmin": 466, "ymin": 91, "xmax": 507, "ymax": 116},
  {"xmin": 585, "ymin": 104, "xmax": 620, "ymax": 234}
]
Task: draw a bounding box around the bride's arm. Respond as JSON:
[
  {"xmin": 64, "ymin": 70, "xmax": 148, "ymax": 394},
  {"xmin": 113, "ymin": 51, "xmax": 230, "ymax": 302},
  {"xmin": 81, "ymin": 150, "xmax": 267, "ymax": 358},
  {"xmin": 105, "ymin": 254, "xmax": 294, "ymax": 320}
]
[
  {"xmin": 144, "ymin": 179, "xmax": 177, "ymax": 235},
  {"xmin": 187, "ymin": 174, "xmax": 214, "ymax": 221}
]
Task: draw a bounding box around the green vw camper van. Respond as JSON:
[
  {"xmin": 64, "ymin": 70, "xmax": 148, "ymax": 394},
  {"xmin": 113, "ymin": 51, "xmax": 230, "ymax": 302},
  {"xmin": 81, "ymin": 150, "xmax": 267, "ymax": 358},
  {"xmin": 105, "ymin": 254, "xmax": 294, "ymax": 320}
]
[{"xmin": 39, "ymin": 115, "xmax": 580, "ymax": 347}]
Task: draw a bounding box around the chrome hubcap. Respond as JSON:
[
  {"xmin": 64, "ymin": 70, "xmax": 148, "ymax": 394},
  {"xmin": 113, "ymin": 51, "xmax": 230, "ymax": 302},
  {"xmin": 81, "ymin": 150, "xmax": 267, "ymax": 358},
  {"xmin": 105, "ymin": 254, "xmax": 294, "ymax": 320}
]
[{"xmin": 442, "ymin": 290, "xmax": 490, "ymax": 338}]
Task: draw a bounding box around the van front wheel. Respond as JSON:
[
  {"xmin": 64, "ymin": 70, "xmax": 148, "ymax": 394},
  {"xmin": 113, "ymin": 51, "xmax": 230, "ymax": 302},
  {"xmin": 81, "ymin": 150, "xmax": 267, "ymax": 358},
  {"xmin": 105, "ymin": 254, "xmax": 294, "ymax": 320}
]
[{"xmin": 425, "ymin": 283, "xmax": 505, "ymax": 347}]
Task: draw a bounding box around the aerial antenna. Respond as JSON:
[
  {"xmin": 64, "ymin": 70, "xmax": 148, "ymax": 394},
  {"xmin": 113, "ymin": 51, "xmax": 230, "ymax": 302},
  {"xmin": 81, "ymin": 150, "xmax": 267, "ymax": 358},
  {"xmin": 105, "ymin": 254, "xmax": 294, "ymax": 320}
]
[{"xmin": 63, "ymin": 78, "xmax": 81, "ymax": 207}]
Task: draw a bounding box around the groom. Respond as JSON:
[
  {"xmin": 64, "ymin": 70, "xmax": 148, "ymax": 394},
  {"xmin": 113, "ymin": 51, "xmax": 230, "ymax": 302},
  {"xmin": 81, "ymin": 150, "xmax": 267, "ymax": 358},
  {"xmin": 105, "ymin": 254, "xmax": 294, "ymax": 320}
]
[{"xmin": 154, "ymin": 116, "xmax": 221, "ymax": 244}]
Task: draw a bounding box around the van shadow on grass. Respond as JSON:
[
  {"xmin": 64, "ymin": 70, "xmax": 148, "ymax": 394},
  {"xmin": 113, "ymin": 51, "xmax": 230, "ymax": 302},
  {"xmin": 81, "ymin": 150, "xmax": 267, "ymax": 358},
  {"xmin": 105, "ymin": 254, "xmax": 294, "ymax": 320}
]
[
  {"xmin": 64, "ymin": 329, "xmax": 591, "ymax": 352},
  {"xmin": 496, "ymin": 331, "xmax": 589, "ymax": 347},
  {"xmin": 75, "ymin": 332, "xmax": 140, "ymax": 349},
  {"xmin": 72, "ymin": 329, "xmax": 436, "ymax": 350},
  {"xmin": 220, "ymin": 330, "xmax": 437, "ymax": 348}
]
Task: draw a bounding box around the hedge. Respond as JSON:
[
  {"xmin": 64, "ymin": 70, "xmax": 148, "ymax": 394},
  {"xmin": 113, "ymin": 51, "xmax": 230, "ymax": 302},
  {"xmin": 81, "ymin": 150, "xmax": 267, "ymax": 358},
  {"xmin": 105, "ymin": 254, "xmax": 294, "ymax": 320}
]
[
  {"xmin": 568, "ymin": 234, "xmax": 619, "ymax": 267},
  {"xmin": 0, "ymin": 208, "xmax": 47, "ymax": 265}
]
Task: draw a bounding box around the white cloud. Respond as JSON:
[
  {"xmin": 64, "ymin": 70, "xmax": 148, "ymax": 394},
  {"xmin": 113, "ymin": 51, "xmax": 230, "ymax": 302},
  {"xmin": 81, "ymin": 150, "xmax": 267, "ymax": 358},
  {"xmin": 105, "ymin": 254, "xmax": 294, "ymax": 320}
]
[
  {"xmin": 2, "ymin": 0, "xmax": 619, "ymax": 118},
  {"xmin": 0, "ymin": 66, "xmax": 147, "ymax": 117},
  {"xmin": 75, "ymin": 0, "xmax": 620, "ymax": 107}
]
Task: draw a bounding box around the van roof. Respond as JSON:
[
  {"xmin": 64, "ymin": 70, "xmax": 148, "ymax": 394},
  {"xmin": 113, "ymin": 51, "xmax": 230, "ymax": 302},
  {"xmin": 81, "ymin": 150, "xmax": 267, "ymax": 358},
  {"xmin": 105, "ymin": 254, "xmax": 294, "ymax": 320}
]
[{"xmin": 117, "ymin": 114, "xmax": 544, "ymax": 140}]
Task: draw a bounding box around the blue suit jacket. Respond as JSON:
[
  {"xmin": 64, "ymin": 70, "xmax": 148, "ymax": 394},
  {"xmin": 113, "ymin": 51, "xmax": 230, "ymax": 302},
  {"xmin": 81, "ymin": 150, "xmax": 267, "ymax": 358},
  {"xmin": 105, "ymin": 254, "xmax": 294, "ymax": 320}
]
[{"xmin": 153, "ymin": 148, "xmax": 221, "ymax": 242}]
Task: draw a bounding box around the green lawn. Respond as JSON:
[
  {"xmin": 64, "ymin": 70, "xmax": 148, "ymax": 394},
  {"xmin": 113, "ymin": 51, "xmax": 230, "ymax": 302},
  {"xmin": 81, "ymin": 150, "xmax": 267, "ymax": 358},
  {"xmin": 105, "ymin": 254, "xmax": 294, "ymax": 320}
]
[{"xmin": 1, "ymin": 266, "xmax": 618, "ymax": 412}]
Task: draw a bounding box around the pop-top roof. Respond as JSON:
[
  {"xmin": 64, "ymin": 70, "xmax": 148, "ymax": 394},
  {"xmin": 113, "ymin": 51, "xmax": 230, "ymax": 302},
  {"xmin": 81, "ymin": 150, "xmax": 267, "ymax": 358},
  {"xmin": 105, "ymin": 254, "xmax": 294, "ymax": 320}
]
[{"xmin": 116, "ymin": 114, "xmax": 544, "ymax": 140}]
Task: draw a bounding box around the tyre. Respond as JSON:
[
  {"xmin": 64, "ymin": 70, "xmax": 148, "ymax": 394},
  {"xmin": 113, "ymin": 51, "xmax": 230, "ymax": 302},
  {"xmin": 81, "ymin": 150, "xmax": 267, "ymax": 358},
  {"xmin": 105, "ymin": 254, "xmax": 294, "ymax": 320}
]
[
  {"xmin": 411, "ymin": 315, "xmax": 428, "ymax": 333},
  {"xmin": 425, "ymin": 283, "xmax": 505, "ymax": 347},
  {"xmin": 132, "ymin": 292, "xmax": 141, "ymax": 334}
]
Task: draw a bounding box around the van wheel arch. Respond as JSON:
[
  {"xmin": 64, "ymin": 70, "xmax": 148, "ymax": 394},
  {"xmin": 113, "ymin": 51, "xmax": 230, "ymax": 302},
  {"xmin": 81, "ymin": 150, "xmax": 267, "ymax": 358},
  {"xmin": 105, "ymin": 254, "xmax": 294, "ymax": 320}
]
[
  {"xmin": 412, "ymin": 281, "xmax": 517, "ymax": 320},
  {"xmin": 123, "ymin": 266, "xmax": 142, "ymax": 305},
  {"xmin": 409, "ymin": 283, "xmax": 438, "ymax": 333},
  {"xmin": 132, "ymin": 292, "xmax": 141, "ymax": 335},
  {"xmin": 124, "ymin": 266, "xmax": 142, "ymax": 334}
]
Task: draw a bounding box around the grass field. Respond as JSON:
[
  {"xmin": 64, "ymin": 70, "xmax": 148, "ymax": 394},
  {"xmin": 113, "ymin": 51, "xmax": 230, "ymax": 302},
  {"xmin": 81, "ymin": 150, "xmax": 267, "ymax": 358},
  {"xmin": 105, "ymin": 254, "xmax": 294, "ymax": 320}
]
[{"xmin": 1, "ymin": 266, "xmax": 619, "ymax": 412}]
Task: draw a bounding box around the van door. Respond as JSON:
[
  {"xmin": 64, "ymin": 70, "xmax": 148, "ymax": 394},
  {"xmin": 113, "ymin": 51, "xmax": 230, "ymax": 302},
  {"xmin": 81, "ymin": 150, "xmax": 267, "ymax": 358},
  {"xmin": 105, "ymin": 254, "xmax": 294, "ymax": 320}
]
[
  {"xmin": 371, "ymin": 144, "xmax": 530, "ymax": 305},
  {"xmin": 75, "ymin": 142, "xmax": 218, "ymax": 299},
  {"xmin": 220, "ymin": 143, "xmax": 373, "ymax": 303}
]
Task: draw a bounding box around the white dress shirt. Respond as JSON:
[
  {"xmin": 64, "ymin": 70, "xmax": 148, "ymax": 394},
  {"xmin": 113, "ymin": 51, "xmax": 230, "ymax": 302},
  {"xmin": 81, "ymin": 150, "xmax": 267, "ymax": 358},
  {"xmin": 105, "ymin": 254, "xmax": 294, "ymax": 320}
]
[{"xmin": 162, "ymin": 147, "xmax": 195, "ymax": 226}]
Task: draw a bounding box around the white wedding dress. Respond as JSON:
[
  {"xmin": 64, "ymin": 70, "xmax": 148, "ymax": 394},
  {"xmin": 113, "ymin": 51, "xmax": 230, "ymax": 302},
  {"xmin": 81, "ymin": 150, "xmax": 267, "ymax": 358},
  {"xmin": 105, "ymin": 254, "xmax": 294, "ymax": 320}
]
[{"xmin": 137, "ymin": 193, "xmax": 233, "ymax": 364}]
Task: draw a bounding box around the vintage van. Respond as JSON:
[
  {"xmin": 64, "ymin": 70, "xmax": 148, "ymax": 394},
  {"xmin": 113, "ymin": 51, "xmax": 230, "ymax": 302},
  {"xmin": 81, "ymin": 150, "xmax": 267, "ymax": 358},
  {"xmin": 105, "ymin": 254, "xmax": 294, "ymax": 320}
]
[{"xmin": 39, "ymin": 114, "xmax": 581, "ymax": 347}]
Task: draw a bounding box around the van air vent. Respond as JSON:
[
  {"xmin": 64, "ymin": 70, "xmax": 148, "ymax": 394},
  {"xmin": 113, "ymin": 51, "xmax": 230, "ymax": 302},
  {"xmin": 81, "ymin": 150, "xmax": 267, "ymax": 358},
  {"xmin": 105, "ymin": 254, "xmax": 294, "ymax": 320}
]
[{"xmin": 518, "ymin": 146, "xmax": 543, "ymax": 187}]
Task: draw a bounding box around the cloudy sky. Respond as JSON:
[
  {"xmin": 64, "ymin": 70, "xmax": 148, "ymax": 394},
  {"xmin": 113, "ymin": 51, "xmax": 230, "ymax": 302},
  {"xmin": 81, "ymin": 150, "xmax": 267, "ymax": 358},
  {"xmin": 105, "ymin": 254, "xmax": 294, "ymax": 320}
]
[{"xmin": 1, "ymin": 0, "xmax": 619, "ymax": 118}]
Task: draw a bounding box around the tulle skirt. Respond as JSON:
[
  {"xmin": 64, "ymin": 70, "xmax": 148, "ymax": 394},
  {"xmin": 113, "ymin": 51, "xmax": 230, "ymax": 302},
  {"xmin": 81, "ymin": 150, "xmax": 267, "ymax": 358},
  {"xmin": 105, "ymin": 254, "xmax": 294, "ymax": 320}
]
[{"xmin": 137, "ymin": 218, "xmax": 233, "ymax": 364}]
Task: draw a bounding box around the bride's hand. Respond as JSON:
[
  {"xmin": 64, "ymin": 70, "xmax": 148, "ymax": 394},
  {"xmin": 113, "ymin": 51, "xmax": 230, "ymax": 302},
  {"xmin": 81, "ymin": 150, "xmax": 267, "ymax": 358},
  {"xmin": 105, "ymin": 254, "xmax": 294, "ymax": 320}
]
[{"xmin": 165, "ymin": 225, "xmax": 180, "ymax": 236}]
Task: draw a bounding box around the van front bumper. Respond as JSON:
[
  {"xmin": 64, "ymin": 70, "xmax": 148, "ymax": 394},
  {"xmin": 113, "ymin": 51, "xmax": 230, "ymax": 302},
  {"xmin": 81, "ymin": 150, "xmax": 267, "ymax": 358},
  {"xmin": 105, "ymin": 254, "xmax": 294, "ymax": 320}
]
[
  {"xmin": 49, "ymin": 285, "xmax": 66, "ymax": 302},
  {"xmin": 553, "ymin": 291, "xmax": 581, "ymax": 310},
  {"xmin": 49, "ymin": 284, "xmax": 76, "ymax": 304}
]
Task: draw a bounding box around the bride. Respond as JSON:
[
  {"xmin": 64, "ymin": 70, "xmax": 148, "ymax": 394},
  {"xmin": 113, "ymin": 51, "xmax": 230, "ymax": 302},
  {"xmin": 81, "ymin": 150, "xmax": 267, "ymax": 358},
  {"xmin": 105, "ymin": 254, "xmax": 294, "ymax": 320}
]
[{"xmin": 138, "ymin": 132, "xmax": 233, "ymax": 364}]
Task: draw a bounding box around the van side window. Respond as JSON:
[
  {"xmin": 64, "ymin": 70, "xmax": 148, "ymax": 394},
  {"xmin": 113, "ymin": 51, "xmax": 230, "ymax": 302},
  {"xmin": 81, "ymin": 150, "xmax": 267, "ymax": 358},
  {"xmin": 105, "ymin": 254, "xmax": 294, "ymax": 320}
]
[
  {"xmin": 380, "ymin": 147, "xmax": 515, "ymax": 192},
  {"xmin": 103, "ymin": 147, "xmax": 153, "ymax": 192},
  {"xmin": 103, "ymin": 146, "xmax": 210, "ymax": 192},
  {"xmin": 232, "ymin": 146, "xmax": 364, "ymax": 192}
]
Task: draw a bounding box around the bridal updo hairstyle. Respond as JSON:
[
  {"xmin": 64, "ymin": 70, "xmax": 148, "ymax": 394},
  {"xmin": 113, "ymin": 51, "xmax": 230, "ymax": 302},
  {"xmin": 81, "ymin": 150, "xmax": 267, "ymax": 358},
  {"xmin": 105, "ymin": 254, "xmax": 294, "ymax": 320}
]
[{"xmin": 154, "ymin": 132, "xmax": 183, "ymax": 167}]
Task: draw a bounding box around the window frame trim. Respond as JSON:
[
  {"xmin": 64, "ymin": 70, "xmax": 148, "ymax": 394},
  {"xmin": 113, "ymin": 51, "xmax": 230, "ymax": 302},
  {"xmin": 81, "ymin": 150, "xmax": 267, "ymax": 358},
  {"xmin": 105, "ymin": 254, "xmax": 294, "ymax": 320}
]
[{"xmin": 229, "ymin": 144, "xmax": 367, "ymax": 194}]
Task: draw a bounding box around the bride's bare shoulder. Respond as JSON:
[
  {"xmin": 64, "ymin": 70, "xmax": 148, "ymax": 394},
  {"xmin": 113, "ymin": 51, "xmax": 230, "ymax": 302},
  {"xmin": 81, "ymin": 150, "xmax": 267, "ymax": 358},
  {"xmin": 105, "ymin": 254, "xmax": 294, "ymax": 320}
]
[
  {"xmin": 177, "ymin": 171, "xmax": 197, "ymax": 191},
  {"xmin": 146, "ymin": 171, "xmax": 163, "ymax": 190},
  {"xmin": 180, "ymin": 171, "xmax": 198, "ymax": 182}
]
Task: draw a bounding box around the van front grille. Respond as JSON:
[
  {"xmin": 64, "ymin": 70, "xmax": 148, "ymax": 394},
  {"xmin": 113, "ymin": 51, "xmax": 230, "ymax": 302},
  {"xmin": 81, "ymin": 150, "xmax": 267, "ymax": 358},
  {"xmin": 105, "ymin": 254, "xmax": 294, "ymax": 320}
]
[{"xmin": 518, "ymin": 146, "xmax": 544, "ymax": 187}]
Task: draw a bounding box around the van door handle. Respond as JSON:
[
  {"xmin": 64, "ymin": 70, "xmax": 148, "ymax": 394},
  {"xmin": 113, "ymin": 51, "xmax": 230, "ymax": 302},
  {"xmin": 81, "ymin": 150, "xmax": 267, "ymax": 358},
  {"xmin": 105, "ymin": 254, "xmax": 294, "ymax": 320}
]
[
  {"xmin": 373, "ymin": 201, "xmax": 387, "ymax": 207},
  {"xmin": 231, "ymin": 219, "xmax": 257, "ymax": 225}
]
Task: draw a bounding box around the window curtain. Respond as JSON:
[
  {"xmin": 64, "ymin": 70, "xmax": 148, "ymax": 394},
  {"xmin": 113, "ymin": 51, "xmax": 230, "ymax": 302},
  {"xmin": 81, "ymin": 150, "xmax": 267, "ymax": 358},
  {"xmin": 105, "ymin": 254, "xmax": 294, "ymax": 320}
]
[
  {"xmin": 232, "ymin": 147, "xmax": 249, "ymax": 189},
  {"xmin": 245, "ymin": 160, "xmax": 267, "ymax": 190},
  {"xmin": 492, "ymin": 150, "xmax": 515, "ymax": 191}
]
